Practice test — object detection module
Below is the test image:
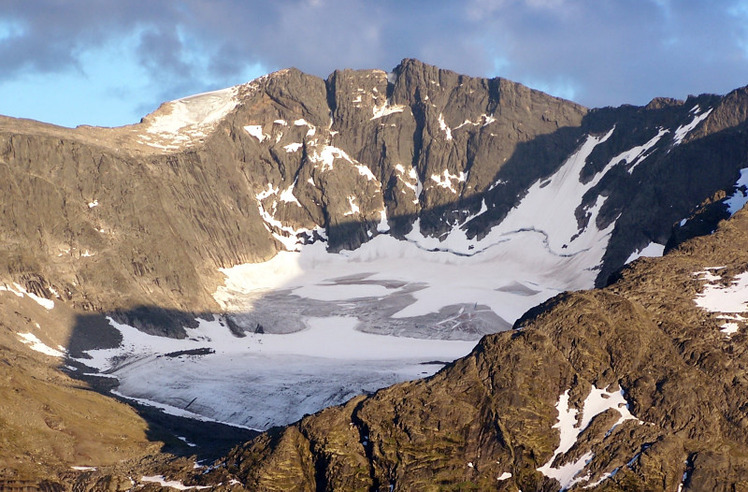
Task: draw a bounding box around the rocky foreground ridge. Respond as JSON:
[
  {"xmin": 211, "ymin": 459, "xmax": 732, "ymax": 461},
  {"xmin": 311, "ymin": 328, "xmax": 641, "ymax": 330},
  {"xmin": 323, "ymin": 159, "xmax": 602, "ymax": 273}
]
[{"xmin": 226, "ymin": 195, "xmax": 748, "ymax": 491}]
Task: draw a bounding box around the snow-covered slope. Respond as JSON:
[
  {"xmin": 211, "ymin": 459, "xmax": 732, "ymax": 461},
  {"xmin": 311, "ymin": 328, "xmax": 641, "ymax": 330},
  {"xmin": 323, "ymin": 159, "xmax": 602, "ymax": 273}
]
[
  {"xmin": 137, "ymin": 86, "xmax": 241, "ymax": 150},
  {"xmin": 70, "ymin": 124, "xmax": 695, "ymax": 429}
]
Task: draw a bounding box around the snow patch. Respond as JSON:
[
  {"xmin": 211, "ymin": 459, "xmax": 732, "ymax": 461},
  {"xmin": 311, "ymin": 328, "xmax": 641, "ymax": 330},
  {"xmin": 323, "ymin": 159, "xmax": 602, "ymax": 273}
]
[
  {"xmin": 371, "ymin": 102, "xmax": 406, "ymax": 120},
  {"xmin": 453, "ymin": 114, "xmax": 496, "ymax": 129},
  {"xmin": 725, "ymin": 168, "xmax": 748, "ymax": 216},
  {"xmin": 625, "ymin": 242, "xmax": 665, "ymax": 265},
  {"xmin": 579, "ymin": 386, "xmax": 640, "ymax": 432},
  {"xmin": 255, "ymin": 183, "xmax": 279, "ymax": 201},
  {"xmin": 18, "ymin": 332, "xmax": 65, "ymax": 357},
  {"xmin": 355, "ymin": 164, "xmax": 377, "ymax": 181},
  {"xmin": 244, "ymin": 124, "xmax": 268, "ymax": 142},
  {"xmin": 673, "ymin": 108, "xmax": 712, "ymax": 146},
  {"xmin": 309, "ymin": 145, "xmax": 352, "ymax": 172},
  {"xmin": 279, "ymin": 181, "xmax": 301, "ymax": 207},
  {"xmin": 283, "ymin": 142, "xmax": 303, "ymax": 153},
  {"xmin": 343, "ymin": 196, "xmax": 360, "ymax": 216},
  {"xmin": 720, "ymin": 322, "xmax": 739, "ymax": 336},
  {"xmin": 538, "ymin": 385, "xmax": 641, "ymax": 490},
  {"xmin": 695, "ymin": 270, "xmax": 748, "ymax": 313},
  {"xmin": 694, "ymin": 270, "xmax": 748, "ymax": 336},
  {"xmin": 141, "ymin": 475, "xmax": 209, "ymax": 490},
  {"xmin": 438, "ymin": 113, "xmax": 453, "ymax": 140},
  {"xmin": 488, "ymin": 178, "xmax": 506, "ymax": 191},
  {"xmin": 0, "ymin": 282, "xmax": 55, "ymax": 309},
  {"xmin": 177, "ymin": 435, "xmax": 197, "ymax": 447},
  {"xmin": 255, "ymin": 184, "xmax": 317, "ymax": 251},
  {"xmin": 377, "ymin": 209, "xmax": 390, "ymax": 233},
  {"xmin": 395, "ymin": 164, "xmax": 421, "ymax": 202},
  {"xmin": 584, "ymin": 467, "xmax": 620, "ymax": 489},
  {"xmin": 624, "ymin": 127, "xmax": 669, "ymax": 174},
  {"xmin": 141, "ymin": 85, "xmax": 241, "ymax": 150},
  {"xmin": 430, "ymin": 169, "xmax": 466, "ymax": 193}
]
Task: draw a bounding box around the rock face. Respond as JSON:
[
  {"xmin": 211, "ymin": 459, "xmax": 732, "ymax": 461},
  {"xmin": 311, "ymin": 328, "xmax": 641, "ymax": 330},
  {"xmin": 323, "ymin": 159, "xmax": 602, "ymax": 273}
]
[
  {"xmin": 1, "ymin": 59, "xmax": 747, "ymax": 327},
  {"xmin": 225, "ymin": 200, "xmax": 748, "ymax": 491}
]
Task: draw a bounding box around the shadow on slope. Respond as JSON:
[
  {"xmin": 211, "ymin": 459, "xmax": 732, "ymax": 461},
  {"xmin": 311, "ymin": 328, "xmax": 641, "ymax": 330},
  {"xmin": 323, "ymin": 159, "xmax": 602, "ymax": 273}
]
[{"xmin": 64, "ymin": 311, "xmax": 257, "ymax": 463}]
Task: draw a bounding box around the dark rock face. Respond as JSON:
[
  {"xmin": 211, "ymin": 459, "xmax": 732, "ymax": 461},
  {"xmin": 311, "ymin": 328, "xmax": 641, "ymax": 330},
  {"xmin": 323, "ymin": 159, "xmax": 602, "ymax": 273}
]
[{"xmin": 226, "ymin": 204, "xmax": 748, "ymax": 491}]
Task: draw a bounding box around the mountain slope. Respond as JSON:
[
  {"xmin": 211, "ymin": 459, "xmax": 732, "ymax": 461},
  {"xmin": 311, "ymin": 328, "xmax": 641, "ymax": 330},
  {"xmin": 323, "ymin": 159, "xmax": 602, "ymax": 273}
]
[
  {"xmin": 226, "ymin": 201, "xmax": 748, "ymax": 491},
  {"xmin": 2, "ymin": 59, "xmax": 748, "ymax": 488},
  {"xmin": 0, "ymin": 293, "xmax": 160, "ymax": 489},
  {"xmin": 1, "ymin": 59, "xmax": 746, "ymax": 325}
]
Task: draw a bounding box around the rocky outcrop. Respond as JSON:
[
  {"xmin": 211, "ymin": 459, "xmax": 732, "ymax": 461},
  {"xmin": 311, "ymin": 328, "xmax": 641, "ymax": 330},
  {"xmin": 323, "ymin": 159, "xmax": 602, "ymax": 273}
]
[{"xmin": 225, "ymin": 202, "xmax": 748, "ymax": 491}]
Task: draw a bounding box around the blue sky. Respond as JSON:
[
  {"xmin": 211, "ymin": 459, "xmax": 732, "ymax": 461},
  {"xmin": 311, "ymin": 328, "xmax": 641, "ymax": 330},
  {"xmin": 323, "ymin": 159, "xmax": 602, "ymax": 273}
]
[{"xmin": 2, "ymin": 0, "xmax": 748, "ymax": 128}]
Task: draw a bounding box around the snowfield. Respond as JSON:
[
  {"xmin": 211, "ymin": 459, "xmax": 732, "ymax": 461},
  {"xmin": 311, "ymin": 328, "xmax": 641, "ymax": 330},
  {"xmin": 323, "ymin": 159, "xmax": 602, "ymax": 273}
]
[
  {"xmin": 71, "ymin": 127, "xmax": 681, "ymax": 432},
  {"xmin": 694, "ymin": 269, "xmax": 748, "ymax": 337},
  {"xmin": 78, "ymin": 315, "xmax": 475, "ymax": 430},
  {"xmin": 76, "ymin": 224, "xmax": 616, "ymax": 430}
]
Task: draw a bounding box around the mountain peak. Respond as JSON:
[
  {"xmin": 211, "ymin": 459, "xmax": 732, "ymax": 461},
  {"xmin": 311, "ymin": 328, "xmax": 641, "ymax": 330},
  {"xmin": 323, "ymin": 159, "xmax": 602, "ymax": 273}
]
[
  {"xmin": 135, "ymin": 69, "xmax": 299, "ymax": 151},
  {"xmin": 138, "ymin": 85, "xmax": 242, "ymax": 150}
]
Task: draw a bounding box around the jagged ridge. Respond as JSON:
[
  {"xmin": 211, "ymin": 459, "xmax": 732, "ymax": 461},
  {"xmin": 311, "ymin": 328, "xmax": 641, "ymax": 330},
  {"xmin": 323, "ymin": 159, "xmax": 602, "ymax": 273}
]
[{"xmin": 1, "ymin": 59, "xmax": 746, "ymax": 327}]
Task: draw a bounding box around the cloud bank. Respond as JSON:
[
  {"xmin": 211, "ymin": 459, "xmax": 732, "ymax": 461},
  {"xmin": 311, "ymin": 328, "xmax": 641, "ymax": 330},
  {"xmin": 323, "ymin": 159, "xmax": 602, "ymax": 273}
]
[{"xmin": 1, "ymin": 0, "xmax": 747, "ymax": 126}]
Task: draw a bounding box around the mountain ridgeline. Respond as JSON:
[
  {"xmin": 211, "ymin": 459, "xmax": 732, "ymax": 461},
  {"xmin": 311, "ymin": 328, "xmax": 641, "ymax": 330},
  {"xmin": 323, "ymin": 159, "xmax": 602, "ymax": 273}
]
[{"xmin": 0, "ymin": 59, "xmax": 746, "ymax": 331}]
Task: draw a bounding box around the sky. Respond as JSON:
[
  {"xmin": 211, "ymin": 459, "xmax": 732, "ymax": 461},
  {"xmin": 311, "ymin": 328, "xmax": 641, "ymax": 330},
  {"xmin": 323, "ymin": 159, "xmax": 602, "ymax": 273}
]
[{"xmin": 1, "ymin": 0, "xmax": 748, "ymax": 128}]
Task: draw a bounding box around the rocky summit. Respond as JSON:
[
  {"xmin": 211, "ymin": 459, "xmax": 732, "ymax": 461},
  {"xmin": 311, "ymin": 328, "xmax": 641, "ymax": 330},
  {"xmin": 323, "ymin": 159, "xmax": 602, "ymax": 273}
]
[{"xmin": 1, "ymin": 59, "xmax": 748, "ymax": 490}]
